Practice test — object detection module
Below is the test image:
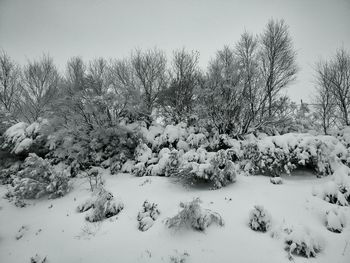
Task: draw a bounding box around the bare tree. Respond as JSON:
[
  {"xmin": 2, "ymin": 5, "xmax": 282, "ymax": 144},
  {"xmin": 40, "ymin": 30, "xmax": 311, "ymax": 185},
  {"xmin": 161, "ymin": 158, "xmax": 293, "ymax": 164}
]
[
  {"xmin": 201, "ymin": 46, "xmax": 244, "ymax": 134},
  {"xmin": 235, "ymin": 32, "xmax": 265, "ymax": 133},
  {"xmin": 314, "ymin": 61, "xmax": 337, "ymax": 134},
  {"xmin": 259, "ymin": 19, "xmax": 298, "ymax": 117},
  {"xmin": 59, "ymin": 56, "xmax": 92, "ymax": 128},
  {"xmin": 161, "ymin": 48, "xmax": 200, "ymax": 123},
  {"xmin": 131, "ymin": 48, "xmax": 167, "ymax": 121},
  {"xmin": 20, "ymin": 54, "xmax": 60, "ymax": 122},
  {"xmin": 107, "ymin": 58, "xmax": 142, "ymax": 121},
  {"xmin": 86, "ymin": 58, "xmax": 108, "ymax": 96},
  {"xmin": 66, "ymin": 56, "xmax": 86, "ymax": 94},
  {"xmin": 0, "ymin": 50, "xmax": 21, "ymax": 117},
  {"xmin": 327, "ymin": 48, "xmax": 350, "ymax": 126}
]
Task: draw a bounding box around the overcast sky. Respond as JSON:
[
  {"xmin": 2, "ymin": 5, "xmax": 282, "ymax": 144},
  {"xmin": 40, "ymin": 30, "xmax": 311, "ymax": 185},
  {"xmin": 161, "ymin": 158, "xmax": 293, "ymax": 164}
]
[{"xmin": 1, "ymin": 0, "xmax": 350, "ymax": 102}]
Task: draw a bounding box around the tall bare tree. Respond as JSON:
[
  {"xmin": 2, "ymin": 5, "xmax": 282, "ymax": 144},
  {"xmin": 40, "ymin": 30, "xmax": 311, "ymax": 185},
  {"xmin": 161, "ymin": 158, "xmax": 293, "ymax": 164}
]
[
  {"xmin": 20, "ymin": 54, "xmax": 60, "ymax": 122},
  {"xmin": 161, "ymin": 48, "xmax": 200, "ymax": 123},
  {"xmin": 202, "ymin": 46, "xmax": 244, "ymax": 134},
  {"xmin": 0, "ymin": 50, "xmax": 21, "ymax": 117},
  {"xmin": 107, "ymin": 58, "xmax": 142, "ymax": 121},
  {"xmin": 314, "ymin": 61, "xmax": 337, "ymax": 134},
  {"xmin": 131, "ymin": 48, "xmax": 167, "ymax": 121},
  {"xmin": 259, "ymin": 19, "xmax": 298, "ymax": 117},
  {"xmin": 328, "ymin": 48, "xmax": 350, "ymax": 126},
  {"xmin": 235, "ymin": 32, "xmax": 265, "ymax": 133}
]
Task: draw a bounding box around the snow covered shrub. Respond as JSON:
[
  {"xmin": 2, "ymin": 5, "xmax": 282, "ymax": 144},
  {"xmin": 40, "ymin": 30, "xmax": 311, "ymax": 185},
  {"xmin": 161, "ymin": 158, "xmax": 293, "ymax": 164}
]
[
  {"xmin": 137, "ymin": 200, "xmax": 160, "ymax": 231},
  {"xmin": 325, "ymin": 208, "xmax": 346, "ymax": 233},
  {"xmin": 11, "ymin": 153, "xmax": 69, "ymax": 199},
  {"xmin": 207, "ymin": 149, "xmax": 238, "ymax": 189},
  {"xmin": 316, "ymin": 165, "xmax": 350, "ymax": 206},
  {"xmin": 47, "ymin": 125, "xmax": 139, "ymax": 175},
  {"xmin": 176, "ymin": 148, "xmax": 239, "ymax": 189},
  {"xmin": 285, "ymin": 226, "xmax": 323, "ymax": 259},
  {"xmin": 270, "ymin": 177, "xmax": 283, "ymax": 184},
  {"xmin": 169, "ymin": 251, "xmax": 190, "ymax": 263},
  {"xmin": 30, "ymin": 254, "xmax": 47, "ymax": 263},
  {"xmin": 242, "ymin": 133, "xmax": 349, "ymax": 177},
  {"xmin": 165, "ymin": 198, "xmax": 224, "ymax": 231},
  {"xmin": 2, "ymin": 119, "xmax": 50, "ymax": 156},
  {"xmin": 248, "ymin": 205, "xmax": 271, "ymax": 232},
  {"xmin": 333, "ymin": 127, "xmax": 350, "ymax": 165},
  {"xmin": 0, "ymin": 162, "xmax": 20, "ymax": 184},
  {"xmin": 77, "ymin": 187, "xmax": 124, "ymax": 222}
]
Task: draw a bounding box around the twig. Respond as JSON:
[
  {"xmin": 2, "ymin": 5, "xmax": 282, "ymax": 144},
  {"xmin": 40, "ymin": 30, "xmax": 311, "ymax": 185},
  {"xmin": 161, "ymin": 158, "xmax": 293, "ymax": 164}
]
[{"xmin": 342, "ymin": 240, "xmax": 348, "ymax": 256}]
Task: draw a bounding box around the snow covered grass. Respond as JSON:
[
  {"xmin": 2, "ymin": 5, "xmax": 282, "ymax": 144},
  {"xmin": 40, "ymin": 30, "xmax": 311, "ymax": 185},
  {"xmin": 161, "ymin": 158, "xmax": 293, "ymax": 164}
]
[{"xmin": 0, "ymin": 170, "xmax": 349, "ymax": 263}]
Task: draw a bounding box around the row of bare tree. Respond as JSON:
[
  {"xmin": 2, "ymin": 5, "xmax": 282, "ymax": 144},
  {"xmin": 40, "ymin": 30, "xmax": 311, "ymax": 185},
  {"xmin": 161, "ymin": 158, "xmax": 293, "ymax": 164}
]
[{"xmin": 1, "ymin": 19, "xmax": 347, "ymax": 135}]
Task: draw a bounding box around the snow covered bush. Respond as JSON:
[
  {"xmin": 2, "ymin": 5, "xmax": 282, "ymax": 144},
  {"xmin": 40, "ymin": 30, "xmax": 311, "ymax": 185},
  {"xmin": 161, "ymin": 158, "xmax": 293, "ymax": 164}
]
[
  {"xmin": 0, "ymin": 162, "xmax": 20, "ymax": 184},
  {"xmin": 285, "ymin": 226, "xmax": 323, "ymax": 259},
  {"xmin": 165, "ymin": 198, "xmax": 224, "ymax": 231},
  {"xmin": 169, "ymin": 251, "xmax": 190, "ymax": 263},
  {"xmin": 77, "ymin": 187, "xmax": 124, "ymax": 222},
  {"xmin": 30, "ymin": 254, "xmax": 47, "ymax": 263},
  {"xmin": 242, "ymin": 133, "xmax": 349, "ymax": 177},
  {"xmin": 315, "ymin": 165, "xmax": 350, "ymax": 206},
  {"xmin": 325, "ymin": 208, "xmax": 346, "ymax": 233},
  {"xmin": 46, "ymin": 125, "xmax": 139, "ymax": 175},
  {"xmin": 137, "ymin": 200, "xmax": 160, "ymax": 231},
  {"xmin": 270, "ymin": 177, "xmax": 283, "ymax": 184},
  {"xmin": 10, "ymin": 153, "xmax": 69, "ymax": 199},
  {"xmin": 207, "ymin": 149, "xmax": 238, "ymax": 188},
  {"xmin": 176, "ymin": 148, "xmax": 239, "ymax": 189},
  {"xmin": 2, "ymin": 119, "xmax": 50, "ymax": 156},
  {"xmin": 248, "ymin": 205, "xmax": 272, "ymax": 232}
]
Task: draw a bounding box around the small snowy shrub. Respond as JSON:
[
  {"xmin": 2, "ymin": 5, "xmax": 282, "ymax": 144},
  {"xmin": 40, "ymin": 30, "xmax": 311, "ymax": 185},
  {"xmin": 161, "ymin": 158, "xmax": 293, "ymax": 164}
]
[
  {"xmin": 137, "ymin": 200, "xmax": 160, "ymax": 231},
  {"xmin": 285, "ymin": 226, "xmax": 323, "ymax": 259},
  {"xmin": 325, "ymin": 209, "xmax": 346, "ymax": 233},
  {"xmin": 248, "ymin": 205, "xmax": 271, "ymax": 232},
  {"xmin": 169, "ymin": 251, "xmax": 190, "ymax": 263},
  {"xmin": 270, "ymin": 177, "xmax": 283, "ymax": 185},
  {"xmin": 208, "ymin": 149, "xmax": 238, "ymax": 189},
  {"xmin": 165, "ymin": 198, "xmax": 224, "ymax": 231},
  {"xmin": 30, "ymin": 254, "xmax": 47, "ymax": 263},
  {"xmin": 11, "ymin": 153, "xmax": 69, "ymax": 199},
  {"xmin": 317, "ymin": 165, "xmax": 350, "ymax": 206},
  {"xmin": 77, "ymin": 187, "xmax": 124, "ymax": 222}
]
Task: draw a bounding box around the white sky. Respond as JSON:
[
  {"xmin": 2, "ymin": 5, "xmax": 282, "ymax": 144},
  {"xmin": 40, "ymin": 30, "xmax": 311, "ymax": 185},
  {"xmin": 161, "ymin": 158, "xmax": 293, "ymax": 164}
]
[{"xmin": 1, "ymin": 0, "xmax": 350, "ymax": 102}]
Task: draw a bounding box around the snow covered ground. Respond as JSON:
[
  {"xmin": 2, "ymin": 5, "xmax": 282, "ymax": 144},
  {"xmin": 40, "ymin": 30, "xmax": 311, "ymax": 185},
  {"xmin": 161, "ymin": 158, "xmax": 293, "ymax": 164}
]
[{"xmin": 1, "ymin": 170, "xmax": 349, "ymax": 263}]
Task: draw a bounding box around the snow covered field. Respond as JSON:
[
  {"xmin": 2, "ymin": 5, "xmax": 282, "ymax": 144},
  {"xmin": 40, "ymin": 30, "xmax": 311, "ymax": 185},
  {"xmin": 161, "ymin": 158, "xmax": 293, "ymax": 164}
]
[{"xmin": 1, "ymin": 170, "xmax": 349, "ymax": 263}]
